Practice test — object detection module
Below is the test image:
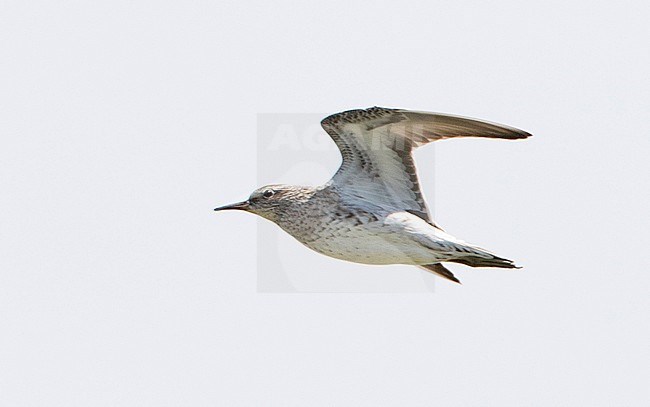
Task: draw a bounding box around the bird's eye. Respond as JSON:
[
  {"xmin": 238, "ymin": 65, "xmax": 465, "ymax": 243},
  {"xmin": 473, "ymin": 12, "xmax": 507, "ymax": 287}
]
[{"xmin": 263, "ymin": 190, "xmax": 274, "ymax": 198}]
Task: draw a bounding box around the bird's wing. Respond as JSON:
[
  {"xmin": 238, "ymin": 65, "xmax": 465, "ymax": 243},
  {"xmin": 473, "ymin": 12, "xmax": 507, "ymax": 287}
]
[{"xmin": 321, "ymin": 107, "xmax": 531, "ymax": 223}]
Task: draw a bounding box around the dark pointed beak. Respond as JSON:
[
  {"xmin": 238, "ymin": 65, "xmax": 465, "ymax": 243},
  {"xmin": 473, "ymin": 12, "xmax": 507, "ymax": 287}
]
[{"xmin": 213, "ymin": 200, "xmax": 250, "ymax": 212}]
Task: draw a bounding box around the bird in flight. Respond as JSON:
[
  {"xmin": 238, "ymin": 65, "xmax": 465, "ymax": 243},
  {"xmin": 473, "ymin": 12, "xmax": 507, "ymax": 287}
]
[{"xmin": 214, "ymin": 107, "xmax": 531, "ymax": 283}]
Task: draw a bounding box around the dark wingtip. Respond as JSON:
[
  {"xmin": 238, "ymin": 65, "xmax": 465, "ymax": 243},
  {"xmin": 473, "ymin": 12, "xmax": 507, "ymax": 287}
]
[
  {"xmin": 418, "ymin": 263, "xmax": 462, "ymax": 284},
  {"xmin": 444, "ymin": 273, "xmax": 462, "ymax": 284},
  {"xmin": 507, "ymin": 130, "xmax": 532, "ymax": 139},
  {"xmin": 443, "ymin": 275, "xmax": 462, "ymax": 285}
]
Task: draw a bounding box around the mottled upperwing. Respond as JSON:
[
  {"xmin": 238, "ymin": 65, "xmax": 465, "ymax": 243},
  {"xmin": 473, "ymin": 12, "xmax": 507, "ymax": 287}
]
[{"xmin": 320, "ymin": 107, "xmax": 531, "ymax": 224}]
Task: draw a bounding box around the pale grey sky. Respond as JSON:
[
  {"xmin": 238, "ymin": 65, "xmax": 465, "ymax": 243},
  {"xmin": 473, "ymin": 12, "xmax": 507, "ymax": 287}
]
[{"xmin": 1, "ymin": 1, "xmax": 649, "ymax": 406}]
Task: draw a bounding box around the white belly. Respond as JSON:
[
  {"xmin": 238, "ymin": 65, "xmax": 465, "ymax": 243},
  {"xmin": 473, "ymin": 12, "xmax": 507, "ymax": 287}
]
[{"xmin": 301, "ymin": 226, "xmax": 438, "ymax": 265}]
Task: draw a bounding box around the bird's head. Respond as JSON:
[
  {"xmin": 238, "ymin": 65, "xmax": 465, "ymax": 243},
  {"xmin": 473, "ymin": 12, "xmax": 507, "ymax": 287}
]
[{"xmin": 214, "ymin": 184, "xmax": 307, "ymax": 222}]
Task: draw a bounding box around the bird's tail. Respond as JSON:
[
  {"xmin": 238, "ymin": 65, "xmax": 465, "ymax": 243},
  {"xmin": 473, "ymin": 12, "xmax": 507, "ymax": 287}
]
[{"xmin": 448, "ymin": 253, "xmax": 520, "ymax": 269}]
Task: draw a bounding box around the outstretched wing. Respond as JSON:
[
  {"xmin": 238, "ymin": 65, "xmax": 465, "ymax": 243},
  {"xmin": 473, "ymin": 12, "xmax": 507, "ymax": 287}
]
[{"xmin": 321, "ymin": 107, "xmax": 531, "ymax": 223}]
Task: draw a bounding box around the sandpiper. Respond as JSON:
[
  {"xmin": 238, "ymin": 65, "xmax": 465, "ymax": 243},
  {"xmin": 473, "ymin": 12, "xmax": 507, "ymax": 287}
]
[{"xmin": 214, "ymin": 107, "xmax": 531, "ymax": 283}]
